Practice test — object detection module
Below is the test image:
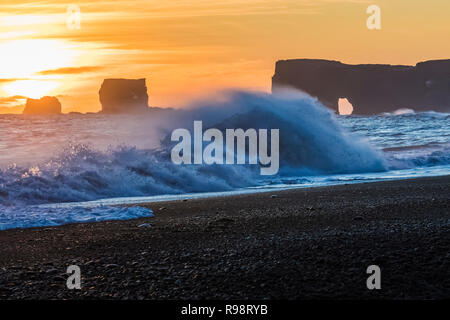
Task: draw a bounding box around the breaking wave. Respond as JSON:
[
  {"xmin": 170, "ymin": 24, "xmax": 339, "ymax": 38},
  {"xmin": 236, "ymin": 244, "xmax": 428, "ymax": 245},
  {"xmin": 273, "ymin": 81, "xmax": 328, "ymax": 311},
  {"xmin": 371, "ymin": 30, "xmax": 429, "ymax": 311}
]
[
  {"xmin": 0, "ymin": 90, "xmax": 388, "ymax": 207},
  {"xmin": 380, "ymin": 109, "xmax": 450, "ymax": 119},
  {"xmin": 0, "ymin": 90, "xmax": 448, "ymax": 230}
]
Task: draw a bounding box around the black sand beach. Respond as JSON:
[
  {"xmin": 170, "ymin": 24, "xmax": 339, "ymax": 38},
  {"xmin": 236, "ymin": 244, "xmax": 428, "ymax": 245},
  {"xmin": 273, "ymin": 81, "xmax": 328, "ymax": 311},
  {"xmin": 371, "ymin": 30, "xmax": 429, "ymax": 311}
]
[{"xmin": 0, "ymin": 176, "xmax": 449, "ymax": 300}]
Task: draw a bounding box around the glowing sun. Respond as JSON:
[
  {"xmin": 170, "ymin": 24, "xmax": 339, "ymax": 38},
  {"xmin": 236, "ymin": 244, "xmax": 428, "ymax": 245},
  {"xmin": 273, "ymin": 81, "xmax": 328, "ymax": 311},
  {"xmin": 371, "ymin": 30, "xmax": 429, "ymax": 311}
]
[
  {"xmin": 3, "ymin": 80, "xmax": 59, "ymax": 99},
  {"xmin": 0, "ymin": 39, "xmax": 77, "ymax": 98}
]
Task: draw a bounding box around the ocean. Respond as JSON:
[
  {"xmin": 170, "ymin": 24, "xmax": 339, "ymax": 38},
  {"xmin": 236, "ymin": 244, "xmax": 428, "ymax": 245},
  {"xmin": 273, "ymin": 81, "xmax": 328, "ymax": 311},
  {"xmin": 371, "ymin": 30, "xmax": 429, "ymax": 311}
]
[{"xmin": 0, "ymin": 90, "xmax": 449, "ymax": 230}]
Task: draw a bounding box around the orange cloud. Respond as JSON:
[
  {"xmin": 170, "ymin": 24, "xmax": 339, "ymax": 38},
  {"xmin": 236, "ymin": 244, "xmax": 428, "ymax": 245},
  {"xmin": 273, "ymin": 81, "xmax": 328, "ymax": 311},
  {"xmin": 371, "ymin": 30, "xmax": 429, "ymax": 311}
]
[
  {"xmin": 0, "ymin": 78, "xmax": 27, "ymax": 83},
  {"xmin": 37, "ymin": 66, "xmax": 103, "ymax": 75}
]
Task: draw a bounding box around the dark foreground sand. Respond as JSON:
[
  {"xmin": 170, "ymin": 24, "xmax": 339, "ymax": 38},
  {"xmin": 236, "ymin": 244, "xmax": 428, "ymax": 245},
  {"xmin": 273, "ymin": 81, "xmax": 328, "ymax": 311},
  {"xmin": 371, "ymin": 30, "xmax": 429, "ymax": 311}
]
[{"xmin": 0, "ymin": 176, "xmax": 449, "ymax": 300}]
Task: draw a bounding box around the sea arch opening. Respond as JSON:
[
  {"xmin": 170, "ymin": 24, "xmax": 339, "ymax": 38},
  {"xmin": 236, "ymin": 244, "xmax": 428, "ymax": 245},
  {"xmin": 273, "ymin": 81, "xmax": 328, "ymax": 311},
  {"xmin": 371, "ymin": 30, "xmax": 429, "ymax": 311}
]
[{"xmin": 338, "ymin": 98, "xmax": 354, "ymax": 115}]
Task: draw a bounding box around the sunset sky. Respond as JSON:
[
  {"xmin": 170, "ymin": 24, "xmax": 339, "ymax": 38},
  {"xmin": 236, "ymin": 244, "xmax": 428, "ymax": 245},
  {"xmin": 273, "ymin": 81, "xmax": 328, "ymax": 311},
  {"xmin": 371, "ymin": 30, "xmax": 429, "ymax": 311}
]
[{"xmin": 0, "ymin": 0, "xmax": 449, "ymax": 113}]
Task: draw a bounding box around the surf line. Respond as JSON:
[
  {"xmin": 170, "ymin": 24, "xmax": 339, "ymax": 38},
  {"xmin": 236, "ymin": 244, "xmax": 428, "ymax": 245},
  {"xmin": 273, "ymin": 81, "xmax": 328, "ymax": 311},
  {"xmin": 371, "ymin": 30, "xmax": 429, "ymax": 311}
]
[{"xmin": 171, "ymin": 120, "xmax": 279, "ymax": 175}]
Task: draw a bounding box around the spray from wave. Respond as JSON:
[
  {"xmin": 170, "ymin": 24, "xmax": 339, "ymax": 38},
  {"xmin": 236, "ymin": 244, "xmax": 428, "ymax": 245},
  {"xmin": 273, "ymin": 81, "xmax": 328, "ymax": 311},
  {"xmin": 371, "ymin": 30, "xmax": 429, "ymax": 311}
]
[
  {"xmin": 379, "ymin": 109, "xmax": 450, "ymax": 118},
  {"xmin": 1, "ymin": 90, "xmax": 448, "ymax": 229},
  {"xmin": 0, "ymin": 90, "xmax": 387, "ymax": 207}
]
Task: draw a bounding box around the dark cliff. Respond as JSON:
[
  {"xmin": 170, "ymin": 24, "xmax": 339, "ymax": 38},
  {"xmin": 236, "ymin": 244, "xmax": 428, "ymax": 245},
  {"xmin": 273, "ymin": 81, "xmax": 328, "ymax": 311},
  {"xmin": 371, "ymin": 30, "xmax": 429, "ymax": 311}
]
[
  {"xmin": 272, "ymin": 59, "xmax": 450, "ymax": 115},
  {"xmin": 23, "ymin": 96, "xmax": 62, "ymax": 115},
  {"xmin": 99, "ymin": 78, "xmax": 149, "ymax": 113}
]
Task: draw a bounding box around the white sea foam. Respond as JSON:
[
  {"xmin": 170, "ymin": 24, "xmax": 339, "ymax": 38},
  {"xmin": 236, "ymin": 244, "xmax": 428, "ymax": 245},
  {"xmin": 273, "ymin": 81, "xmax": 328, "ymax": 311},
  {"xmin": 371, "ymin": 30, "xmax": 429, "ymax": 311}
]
[
  {"xmin": 0, "ymin": 89, "xmax": 448, "ymax": 230},
  {"xmin": 0, "ymin": 90, "xmax": 388, "ymax": 207},
  {"xmin": 0, "ymin": 205, "xmax": 153, "ymax": 231}
]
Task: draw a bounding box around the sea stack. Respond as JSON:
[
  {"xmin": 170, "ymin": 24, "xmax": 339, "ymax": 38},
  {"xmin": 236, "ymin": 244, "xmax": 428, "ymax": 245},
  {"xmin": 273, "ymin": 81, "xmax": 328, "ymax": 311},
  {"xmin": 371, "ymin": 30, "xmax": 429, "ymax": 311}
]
[
  {"xmin": 272, "ymin": 59, "xmax": 450, "ymax": 115},
  {"xmin": 23, "ymin": 96, "xmax": 62, "ymax": 115},
  {"xmin": 99, "ymin": 78, "xmax": 149, "ymax": 113}
]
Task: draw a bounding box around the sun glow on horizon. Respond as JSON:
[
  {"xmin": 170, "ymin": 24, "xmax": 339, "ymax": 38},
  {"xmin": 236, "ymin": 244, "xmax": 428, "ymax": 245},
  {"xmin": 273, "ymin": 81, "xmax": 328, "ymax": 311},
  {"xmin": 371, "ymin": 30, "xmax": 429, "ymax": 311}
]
[
  {"xmin": 0, "ymin": 39, "xmax": 76, "ymax": 78},
  {"xmin": 0, "ymin": 39, "xmax": 80, "ymax": 99},
  {"xmin": 3, "ymin": 80, "xmax": 59, "ymax": 99}
]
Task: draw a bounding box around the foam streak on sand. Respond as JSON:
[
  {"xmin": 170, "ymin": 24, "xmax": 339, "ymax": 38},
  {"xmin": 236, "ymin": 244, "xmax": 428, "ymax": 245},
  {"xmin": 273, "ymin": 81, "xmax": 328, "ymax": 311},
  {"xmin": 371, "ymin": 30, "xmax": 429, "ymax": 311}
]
[{"xmin": 0, "ymin": 205, "xmax": 153, "ymax": 231}]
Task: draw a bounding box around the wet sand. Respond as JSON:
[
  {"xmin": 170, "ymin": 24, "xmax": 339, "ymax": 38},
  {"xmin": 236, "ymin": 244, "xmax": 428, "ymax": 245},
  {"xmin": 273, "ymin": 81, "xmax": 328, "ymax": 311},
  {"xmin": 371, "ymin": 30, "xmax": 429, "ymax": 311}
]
[{"xmin": 0, "ymin": 175, "xmax": 449, "ymax": 299}]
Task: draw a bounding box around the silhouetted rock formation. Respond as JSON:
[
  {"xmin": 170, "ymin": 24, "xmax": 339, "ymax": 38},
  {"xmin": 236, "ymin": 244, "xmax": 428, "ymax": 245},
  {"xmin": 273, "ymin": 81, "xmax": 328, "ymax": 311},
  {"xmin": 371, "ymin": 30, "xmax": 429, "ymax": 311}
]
[
  {"xmin": 272, "ymin": 59, "xmax": 450, "ymax": 115},
  {"xmin": 23, "ymin": 96, "xmax": 62, "ymax": 115},
  {"xmin": 99, "ymin": 79, "xmax": 149, "ymax": 113}
]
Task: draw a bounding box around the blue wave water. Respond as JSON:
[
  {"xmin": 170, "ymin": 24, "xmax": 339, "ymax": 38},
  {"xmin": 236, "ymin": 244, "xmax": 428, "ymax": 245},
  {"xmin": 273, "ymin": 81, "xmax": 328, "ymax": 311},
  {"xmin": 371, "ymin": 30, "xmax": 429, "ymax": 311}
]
[{"xmin": 0, "ymin": 90, "xmax": 449, "ymax": 229}]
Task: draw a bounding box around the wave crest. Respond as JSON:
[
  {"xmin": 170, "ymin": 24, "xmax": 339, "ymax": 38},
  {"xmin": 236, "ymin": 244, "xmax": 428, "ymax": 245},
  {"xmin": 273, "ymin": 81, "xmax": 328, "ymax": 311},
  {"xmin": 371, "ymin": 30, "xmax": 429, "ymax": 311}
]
[{"xmin": 1, "ymin": 90, "xmax": 389, "ymax": 206}]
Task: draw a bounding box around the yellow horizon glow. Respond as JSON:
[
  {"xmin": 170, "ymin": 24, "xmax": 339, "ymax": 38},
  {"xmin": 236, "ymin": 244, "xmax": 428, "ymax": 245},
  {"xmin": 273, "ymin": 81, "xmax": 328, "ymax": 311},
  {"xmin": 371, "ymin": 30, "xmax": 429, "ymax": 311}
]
[
  {"xmin": 0, "ymin": 0, "xmax": 449, "ymax": 113},
  {"xmin": 3, "ymin": 80, "xmax": 59, "ymax": 99},
  {"xmin": 0, "ymin": 39, "xmax": 76, "ymax": 78},
  {"xmin": 0, "ymin": 39, "xmax": 79, "ymax": 100}
]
